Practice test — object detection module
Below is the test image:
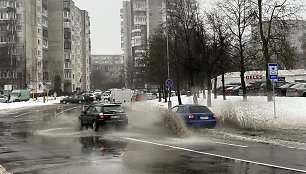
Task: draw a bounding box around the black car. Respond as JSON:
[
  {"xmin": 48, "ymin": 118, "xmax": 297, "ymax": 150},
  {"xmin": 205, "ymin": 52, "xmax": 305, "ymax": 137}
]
[
  {"xmin": 82, "ymin": 93, "xmax": 96, "ymax": 102},
  {"xmin": 78, "ymin": 104, "xmax": 128, "ymax": 131},
  {"xmin": 60, "ymin": 95, "xmax": 85, "ymax": 104}
]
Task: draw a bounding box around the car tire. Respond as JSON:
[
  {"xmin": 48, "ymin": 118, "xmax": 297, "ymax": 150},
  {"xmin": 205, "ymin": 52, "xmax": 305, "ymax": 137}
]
[
  {"xmin": 303, "ymin": 93, "xmax": 306, "ymax": 97},
  {"xmin": 79, "ymin": 100, "xmax": 82, "ymax": 104},
  {"xmin": 63, "ymin": 100, "xmax": 67, "ymax": 104},
  {"xmin": 92, "ymin": 120, "xmax": 98, "ymax": 132}
]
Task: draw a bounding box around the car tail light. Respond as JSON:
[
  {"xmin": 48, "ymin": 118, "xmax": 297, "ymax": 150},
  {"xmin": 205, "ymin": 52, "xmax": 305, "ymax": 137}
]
[
  {"xmin": 99, "ymin": 113, "xmax": 104, "ymax": 119},
  {"xmin": 212, "ymin": 113, "xmax": 216, "ymax": 119},
  {"xmin": 188, "ymin": 114, "xmax": 195, "ymax": 119}
]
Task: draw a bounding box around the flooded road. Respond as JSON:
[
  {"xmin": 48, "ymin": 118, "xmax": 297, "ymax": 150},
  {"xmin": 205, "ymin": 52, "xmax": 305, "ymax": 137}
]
[{"xmin": 0, "ymin": 104, "xmax": 306, "ymax": 174}]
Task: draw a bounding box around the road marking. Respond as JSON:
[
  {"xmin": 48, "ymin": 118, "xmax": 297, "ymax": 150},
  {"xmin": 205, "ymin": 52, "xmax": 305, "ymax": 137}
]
[
  {"xmin": 212, "ymin": 141, "xmax": 248, "ymax": 148},
  {"xmin": 123, "ymin": 137, "xmax": 306, "ymax": 173},
  {"xmin": 14, "ymin": 113, "xmax": 30, "ymax": 118}
]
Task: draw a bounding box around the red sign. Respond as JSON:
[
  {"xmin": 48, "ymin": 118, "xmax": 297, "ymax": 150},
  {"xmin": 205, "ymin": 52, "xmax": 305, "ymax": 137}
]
[{"xmin": 245, "ymin": 75, "xmax": 263, "ymax": 80}]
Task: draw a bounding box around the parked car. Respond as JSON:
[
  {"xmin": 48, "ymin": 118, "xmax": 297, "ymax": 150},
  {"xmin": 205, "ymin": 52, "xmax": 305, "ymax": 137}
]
[
  {"xmin": 216, "ymin": 85, "xmax": 238, "ymax": 95},
  {"xmin": 286, "ymin": 83, "xmax": 306, "ymax": 97},
  {"xmin": 0, "ymin": 95, "xmax": 7, "ymax": 103},
  {"xmin": 60, "ymin": 95, "xmax": 86, "ymax": 104},
  {"xmin": 82, "ymin": 93, "xmax": 96, "ymax": 102},
  {"xmin": 171, "ymin": 104, "xmax": 217, "ymax": 128},
  {"xmin": 78, "ymin": 103, "xmax": 128, "ymax": 131},
  {"xmin": 279, "ymin": 82, "xmax": 300, "ymax": 96},
  {"xmin": 259, "ymin": 81, "xmax": 289, "ymax": 96},
  {"xmin": 231, "ymin": 86, "xmax": 242, "ymax": 96},
  {"xmin": 246, "ymin": 81, "xmax": 266, "ymax": 95}
]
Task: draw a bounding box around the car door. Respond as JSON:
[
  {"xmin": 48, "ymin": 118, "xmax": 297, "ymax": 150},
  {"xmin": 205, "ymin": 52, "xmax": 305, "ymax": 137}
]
[{"xmin": 82, "ymin": 106, "xmax": 95, "ymax": 124}]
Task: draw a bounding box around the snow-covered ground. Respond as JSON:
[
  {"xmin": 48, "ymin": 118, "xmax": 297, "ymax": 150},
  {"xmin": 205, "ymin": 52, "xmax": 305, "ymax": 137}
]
[
  {"xmin": 0, "ymin": 97, "xmax": 62, "ymax": 114},
  {"xmin": 1, "ymin": 94, "xmax": 306, "ymax": 131},
  {"xmin": 146, "ymin": 94, "xmax": 306, "ymax": 130}
]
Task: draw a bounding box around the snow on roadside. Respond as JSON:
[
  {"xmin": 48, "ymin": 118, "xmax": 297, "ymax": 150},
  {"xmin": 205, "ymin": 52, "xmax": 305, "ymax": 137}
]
[
  {"xmin": 0, "ymin": 98, "xmax": 61, "ymax": 114},
  {"xmin": 0, "ymin": 166, "xmax": 12, "ymax": 174},
  {"xmin": 147, "ymin": 95, "xmax": 306, "ymax": 130}
]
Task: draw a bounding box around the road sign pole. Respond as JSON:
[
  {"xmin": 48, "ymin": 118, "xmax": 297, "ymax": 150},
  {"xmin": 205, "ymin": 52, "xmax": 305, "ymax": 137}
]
[{"xmin": 273, "ymin": 82, "xmax": 276, "ymax": 118}]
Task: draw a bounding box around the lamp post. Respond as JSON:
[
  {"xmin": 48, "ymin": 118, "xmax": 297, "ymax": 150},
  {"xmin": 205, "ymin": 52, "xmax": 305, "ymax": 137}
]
[{"xmin": 165, "ymin": 0, "xmax": 172, "ymax": 110}]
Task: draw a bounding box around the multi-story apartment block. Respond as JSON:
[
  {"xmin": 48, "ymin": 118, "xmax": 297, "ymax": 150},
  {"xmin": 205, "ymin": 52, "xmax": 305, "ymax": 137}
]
[
  {"xmin": 49, "ymin": 0, "xmax": 91, "ymax": 93},
  {"xmin": 0, "ymin": 0, "xmax": 91, "ymax": 93},
  {"xmin": 121, "ymin": 0, "xmax": 163, "ymax": 89},
  {"xmin": 91, "ymin": 55, "xmax": 124, "ymax": 90}
]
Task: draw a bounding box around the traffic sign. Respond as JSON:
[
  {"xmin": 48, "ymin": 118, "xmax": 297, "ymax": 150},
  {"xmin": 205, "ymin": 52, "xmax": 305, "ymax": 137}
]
[
  {"xmin": 268, "ymin": 63, "xmax": 278, "ymax": 80},
  {"xmin": 165, "ymin": 79, "xmax": 173, "ymax": 87}
]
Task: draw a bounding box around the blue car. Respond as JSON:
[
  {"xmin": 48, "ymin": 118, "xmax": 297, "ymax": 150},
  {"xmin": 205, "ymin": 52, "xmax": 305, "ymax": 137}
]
[{"xmin": 171, "ymin": 104, "xmax": 217, "ymax": 128}]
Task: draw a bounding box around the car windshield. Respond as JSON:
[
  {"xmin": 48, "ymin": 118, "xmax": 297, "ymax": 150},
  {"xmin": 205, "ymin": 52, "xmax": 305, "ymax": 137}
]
[{"xmin": 189, "ymin": 106, "xmax": 211, "ymax": 113}]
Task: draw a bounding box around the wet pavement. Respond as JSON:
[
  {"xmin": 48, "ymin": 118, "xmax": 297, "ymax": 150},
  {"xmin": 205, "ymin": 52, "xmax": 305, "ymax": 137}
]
[{"xmin": 0, "ymin": 103, "xmax": 306, "ymax": 173}]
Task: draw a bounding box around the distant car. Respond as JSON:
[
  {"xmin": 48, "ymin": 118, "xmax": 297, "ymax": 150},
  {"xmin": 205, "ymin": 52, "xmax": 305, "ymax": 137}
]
[
  {"xmin": 60, "ymin": 95, "xmax": 86, "ymax": 104},
  {"xmin": 279, "ymin": 82, "xmax": 300, "ymax": 96},
  {"xmin": 246, "ymin": 81, "xmax": 266, "ymax": 95},
  {"xmin": 78, "ymin": 103, "xmax": 128, "ymax": 131},
  {"xmin": 171, "ymin": 104, "xmax": 217, "ymax": 128},
  {"xmin": 231, "ymin": 86, "xmax": 242, "ymax": 96},
  {"xmin": 0, "ymin": 95, "xmax": 7, "ymax": 103},
  {"xmin": 101, "ymin": 93, "xmax": 110, "ymax": 101},
  {"xmin": 259, "ymin": 81, "xmax": 289, "ymax": 96},
  {"xmin": 286, "ymin": 83, "xmax": 306, "ymax": 97},
  {"xmin": 82, "ymin": 93, "xmax": 96, "ymax": 102}
]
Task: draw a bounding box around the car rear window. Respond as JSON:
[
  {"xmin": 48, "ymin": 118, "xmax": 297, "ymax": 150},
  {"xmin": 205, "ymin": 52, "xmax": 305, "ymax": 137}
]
[
  {"xmin": 189, "ymin": 106, "xmax": 211, "ymax": 113},
  {"xmin": 103, "ymin": 105, "xmax": 123, "ymax": 112},
  {"xmin": 290, "ymin": 83, "xmax": 303, "ymax": 88}
]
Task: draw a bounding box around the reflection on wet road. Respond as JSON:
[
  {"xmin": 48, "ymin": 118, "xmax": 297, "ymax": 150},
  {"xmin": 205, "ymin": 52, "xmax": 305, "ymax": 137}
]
[{"xmin": 0, "ymin": 104, "xmax": 305, "ymax": 174}]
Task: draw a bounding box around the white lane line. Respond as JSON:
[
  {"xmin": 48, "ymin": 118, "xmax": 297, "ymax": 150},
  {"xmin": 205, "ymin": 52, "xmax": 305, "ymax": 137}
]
[
  {"xmin": 123, "ymin": 137, "xmax": 306, "ymax": 173},
  {"xmin": 14, "ymin": 113, "xmax": 30, "ymax": 118},
  {"xmin": 212, "ymin": 141, "xmax": 248, "ymax": 148}
]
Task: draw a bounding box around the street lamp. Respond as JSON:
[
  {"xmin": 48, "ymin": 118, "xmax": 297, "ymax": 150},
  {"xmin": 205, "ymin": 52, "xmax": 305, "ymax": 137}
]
[{"xmin": 165, "ymin": 0, "xmax": 172, "ymax": 109}]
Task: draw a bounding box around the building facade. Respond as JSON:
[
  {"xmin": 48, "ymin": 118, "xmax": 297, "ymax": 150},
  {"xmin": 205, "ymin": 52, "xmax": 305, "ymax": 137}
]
[
  {"xmin": 0, "ymin": 0, "xmax": 91, "ymax": 93},
  {"xmin": 121, "ymin": 0, "xmax": 163, "ymax": 89},
  {"xmin": 91, "ymin": 55, "xmax": 124, "ymax": 91}
]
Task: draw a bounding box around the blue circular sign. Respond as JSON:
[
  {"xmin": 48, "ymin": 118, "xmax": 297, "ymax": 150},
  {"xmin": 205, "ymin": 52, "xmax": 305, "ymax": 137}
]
[{"xmin": 165, "ymin": 79, "xmax": 173, "ymax": 87}]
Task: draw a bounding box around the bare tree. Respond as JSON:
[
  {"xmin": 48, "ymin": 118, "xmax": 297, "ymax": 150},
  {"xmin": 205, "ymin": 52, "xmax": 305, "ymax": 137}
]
[
  {"xmin": 215, "ymin": 0, "xmax": 254, "ymax": 101},
  {"xmin": 254, "ymin": 0, "xmax": 302, "ymax": 101}
]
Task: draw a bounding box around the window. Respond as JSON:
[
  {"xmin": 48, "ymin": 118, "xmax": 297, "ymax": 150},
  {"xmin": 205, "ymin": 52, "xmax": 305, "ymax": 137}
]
[
  {"xmin": 64, "ymin": 72, "xmax": 71, "ymax": 79},
  {"xmin": 0, "ymin": 25, "xmax": 7, "ymax": 31},
  {"xmin": 64, "ymin": 53, "xmax": 70, "ymax": 59},
  {"xmin": 0, "ymin": 12, "xmax": 8, "ymax": 20},
  {"xmin": 189, "ymin": 106, "xmax": 211, "ymax": 113},
  {"xmin": 38, "ymin": 39, "xmax": 41, "ymax": 45},
  {"xmin": 63, "ymin": 11, "xmax": 70, "ymax": 18},
  {"xmin": 16, "ymin": 14, "xmax": 22, "ymax": 19},
  {"xmin": 43, "ymin": 39, "xmax": 48, "ymax": 47},
  {"xmin": 16, "ymin": 25, "xmax": 22, "ymax": 31},
  {"xmin": 42, "ymin": 18, "xmax": 47, "ymax": 27},
  {"xmin": 72, "ymin": 74, "xmax": 75, "ymax": 79},
  {"xmin": 64, "ymin": 62, "xmax": 70, "ymax": 69},
  {"xmin": 38, "ymin": 28, "xmax": 41, "ymax": 34},
  {"xmin": 37, "ymin": 50, "xmax": 41, "ymax": 56},
  {"xmin": 0, "ymin": 36, "xmax": 7, "ymax": 43},
  {"xmin": 37, "ymin": 17, "xmax": 41, "ymax": 24}
]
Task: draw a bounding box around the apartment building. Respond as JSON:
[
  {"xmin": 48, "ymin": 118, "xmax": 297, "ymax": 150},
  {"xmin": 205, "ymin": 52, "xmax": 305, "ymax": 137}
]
[
  {"xmin": 49, "ymin": 0, "xmax": 91, "ymax": 93},
  {"xmin": 91, "ymin": 55, "xmax": 124, "ymax": 90},
  {"xmin": 0, "ymin": 0, "xmax": 91, "ymax": 93},
  {"xmin": 121, "ymin": 0, "xmax": 163, "ymax": 89}
]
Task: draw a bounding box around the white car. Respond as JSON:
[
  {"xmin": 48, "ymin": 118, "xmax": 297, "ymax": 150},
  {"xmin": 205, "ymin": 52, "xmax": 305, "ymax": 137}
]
[{"xmin": 0, "ymin": 95, "xmax": 8, "ymax": 103}]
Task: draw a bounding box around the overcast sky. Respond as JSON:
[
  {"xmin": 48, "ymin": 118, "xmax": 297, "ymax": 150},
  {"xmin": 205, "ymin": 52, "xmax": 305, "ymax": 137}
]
[
  {"xmin": 73, "ymin": 0, "xmax": 305, "ymax": 56},
  {"xmin": 74, "ymin": 0, "xmax": 123, "ymax": 55}
]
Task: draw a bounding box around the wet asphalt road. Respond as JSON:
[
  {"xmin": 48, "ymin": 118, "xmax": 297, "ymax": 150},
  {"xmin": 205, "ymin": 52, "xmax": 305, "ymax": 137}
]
[{"xmin": 0, "ymin": 103, "xmax": 306, "ymax": 174}]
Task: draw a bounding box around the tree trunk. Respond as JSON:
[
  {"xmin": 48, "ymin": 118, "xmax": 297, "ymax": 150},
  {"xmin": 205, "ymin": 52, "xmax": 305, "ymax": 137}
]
[
  {"xmin": 207, "ymin": 73, "xmax": 212, "ymax": 107},
  {"xmin": 158, "ymin": 86, "xmax": 162, "ymax": 102},
  {"xmin": 214, "ymin": 76, "xmax": 217, "ymax": 99},
  {"xmin": 221, "ymin": 72, "xmax": 226, "ymax": 100},
  {"xmin": 202, "ymin": 80, "xmax": 206, "ymax": 99}
]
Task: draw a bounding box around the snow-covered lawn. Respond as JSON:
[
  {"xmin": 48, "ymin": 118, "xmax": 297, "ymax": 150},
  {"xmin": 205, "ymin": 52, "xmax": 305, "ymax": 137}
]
[
  {"xmin": 147, "ymin": 95, "xmax": 306, "ymax": 130},
  {"xmin": 0, "ymin": 97, "xmax": 62, "ymax": 113}
]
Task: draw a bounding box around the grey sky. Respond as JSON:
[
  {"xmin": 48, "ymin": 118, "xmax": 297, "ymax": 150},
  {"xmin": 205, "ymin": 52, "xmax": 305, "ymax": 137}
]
[
  {"xmin": 74, "ymin": 0, "xmax": 123, "ymax": 55},
  {"xmin": 73, "ymin": 0, "xmax": 305, "ymax": 56}
]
